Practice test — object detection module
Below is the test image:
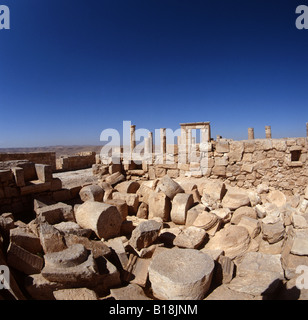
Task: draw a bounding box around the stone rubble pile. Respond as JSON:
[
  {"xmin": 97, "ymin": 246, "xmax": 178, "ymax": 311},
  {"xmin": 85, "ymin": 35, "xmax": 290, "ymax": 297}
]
[{"xmin": 1, "ymin": 170, "xmax": 308, "ymax": 300}]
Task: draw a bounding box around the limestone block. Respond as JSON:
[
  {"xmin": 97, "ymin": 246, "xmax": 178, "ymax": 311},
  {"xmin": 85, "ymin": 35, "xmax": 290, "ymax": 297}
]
[
  {"xmin": 238, "ymin": 216, "xmax": 261, "ymax": 238},
  {"xmin": 114, "ymin": 180, "xmax": 140, "ymax": 194},
  {"xmin": 35, "ymin": 202, "xmax": 74, "ymax": 224},
  {"xmin": 305, "ymin": 186, "xmax": 308, "ymax": 200},
  {"xmin": 231, "ymin": 206, "xmax": 257, "ymax": 224},
  {"xmin": 39, "ymin": 222, "xmax": 67, "ymax": 253},
  {"xmin": 149, "ymin": 248, "xmax": 215, "ymax": 300},
  {"xmin": 53, "ymin": 288, "xmax": 98, "ymax": 300},
  {"xmin": 186, "ymin": 203, "xmax": 205, "ymax": 226},
  {"xmin": 105, "ymin": 172, "xmax": 125, "ymax": 186},
  {"xmin": 193, "ymin": 211, "xmax": 219, "ymax": 231},
  {"xmin": 7, "ymin": 242, "xmax": 44, "ymax": 274},
  {"xmin": 129, "ymin": 220, "xmax": 162, "ymax": 250},
  {"xmin": 262, "ymin": 221, "xmax": 285, "ymax": 244},
  {"xmin": 53, "ymin": 221, "xmax": 92, "ymax": 238},
  {"xmin": 173, "ymin": 226, "xmax": 206, "ymax": 249},
  {"xmin": 157, "ymin": 175, "xmax": 184, "ymax": 199},
  {"xmin": 222, "ymin": 190, "xmax": 250, "ymax": 210},
  {"xmin": 148, "ymin": 191, "xmax": 171, "ymax": 222},
  {"xmin": 201, "ymin": 180, "xmax": 226, "ymax": 202},
  {"xmin": 110, "ymin": 283, "xmax": 151, "ymax": 300},
  {"xmin": 10, "ymin": 227, "xmax": 42, "ymax": 254},
  {"xmin": 79, "ymin": 184, "xmax": 104, "ymax": 202},
  {"xmin": 267, "ymin": 190, "xmax": 287, "ymax": 208},
  {"xmin": 170, "ymin": 193, "xmax": 194, "ymax": 225},
  {"xmin": 205, "ymin": 225, "xmax": 251, "ymax": 260},
  {"xmin": 112, "ymin": 192, "xmax": 139, "ymax": 214},
  {"xmin": 136, "ymin": 184, "xmax": 153, "ymax": 205},
  {"xmin": 11, "ymin": 167, "xmax": 25, "ymax": 187},
  {"xmin": 216, "ymin": 141, "xmax": 230, "ymax": 153},
  {"xmin": 75, "ymin": 201, "xmax": 122, "ymax": 240},
  {"xmin": 136, "ymin": 202, "xmax": 148, "ymax": 219},
  {"xmin": 105, "ymin": 199, "xmax": 128, "ymax": 221},
  {"xmin": 35, "ymin": 164, "xmax": 52, "ymax": 182},
  {"xmin": 41, "ymin": 244, "xmax": 98, "ymax": 284}
]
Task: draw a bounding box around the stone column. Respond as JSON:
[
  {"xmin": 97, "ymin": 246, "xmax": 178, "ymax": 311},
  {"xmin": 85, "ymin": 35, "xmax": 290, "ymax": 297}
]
[
  {"xmin": 186, "ymin": 129, "xmax": 192, "ymax": 154},
  {"xmin": 130, "ymin": 125, "xmax": 136, "ymax": 154},
  {"xmin": 148, "ymin": 131, "xmax": 153, "ymax": 154},
  {"xmin": 265, "ymin": 126, "xmax": 272, "ymax": 139},
  {"xmin": 201, "ymin": 127, "xmax": 210, "ymax": 143},
  {"xmin": 160, "ymin": 128, "xmax": 166, "ymax": 157},
  {"xmin": 306, "ymin": 123, "xmax": 308, "ymax": 137},
  {"xmin": 248, "ymin": 128, "xmax": 255, "ymax": 140}
]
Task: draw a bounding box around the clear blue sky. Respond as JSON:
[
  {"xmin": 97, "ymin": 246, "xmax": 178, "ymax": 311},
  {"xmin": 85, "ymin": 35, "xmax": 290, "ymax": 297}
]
[{"xmin": 0, "ymin": 0, "xmax": 307, "ymax": 147}]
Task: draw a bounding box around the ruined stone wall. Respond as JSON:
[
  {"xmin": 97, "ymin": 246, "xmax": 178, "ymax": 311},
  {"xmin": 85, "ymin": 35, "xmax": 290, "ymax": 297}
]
[
  {"xmin": 114, "ymin": 137, "xmax": 308, "ymax": 196},
  {"xmin": 56, "ymin": 152, "xmax": 96, "ymax": 172},
  {"xmin": 0, "ymin": 152, "xmax": 56, "ymax": 171}
]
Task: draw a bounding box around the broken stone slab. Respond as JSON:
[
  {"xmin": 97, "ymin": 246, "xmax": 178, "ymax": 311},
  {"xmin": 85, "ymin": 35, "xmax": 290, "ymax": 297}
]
[
  {"xmin": 158, "ymin": 227, "xmax": 182, "ymax": 247},
  {"xmin": 157, "ymin": 175, "xmax": 184, "ymax": 199},
  {"xmin": 262, "ymin": 220, "xmax": 285, "ymax": 244},
  {"xmin": 290, "ymin": 229, "xmax": 308, "ymax": 256},
  {"xmin": 114, "ymin": 180, "xmax": 140, "ymax": 194},
  {"xmin": 106, "ymin": 237, "xmax": 129, "ymax": 269},
  {"xmin": 35, "ymin": 164, "xmax": 52, "ymax": 182},
  {"xmin": 192, "ymin": 211, "xmax": 219, "ymax": 231},
  {"xmin": 185, "ymin": 204, "xmax": 206, "ymax": 226},
  {"xmin": 75, "ymin": 201, "xmax": 122, "ymax": 240},
  {"xmin": 292, "ymin": 214, "xmax": 308, "ymax": 229},
  {"xmin": 129, "ymin": 220, "xmax": 162, "ymax": 251},
  {"xmin": 136, "ymin": 202, "xmax": 148, "ymax": 219},
  {"xmin": 305, "ymin": 186, "xmax": 308, "ymax": 200},
  {"xmin": 130, "ymin": 257, "xmax": 151, "ymax": 288},
  {"xmin": 267, "ymin": 190, "xmax": 287, "ymax": 208},
  {"xmin": 112, "ymin": 192, "xmax": 139, "ymax": 215},
  {"xmin": 227, "ymin": 252, "xmax": 284, "ymax": 297},
  {"xmin": 41, "ymin": 244, "xmax": 98, "ymax": 284},
  {"xmin": 205, "ymin": 225, "xmax": 251, "ymax": 260},
  {"xmin": 53, "ymin": 221, "xmax": 92, "ymax": 238},
  {"xmin": 136, "ymin": 184, "xmax": 153, "ymax": 205},
  {"xmin": 173, "ymin": 226, "xmax": 206, "ymax": 249},
  {"xmin": 9, "ymin": 227, "xmax": 42, "ymax": 254},
  {"xmin": 7, "ymin": 242, "xmax": 44, "ymax": 275},
  {"xmin": 79, "ymin": 184, "xmax": 104, "ymax": 202},
  {"xmin": 215, "ymin": 255, "xmax": 235, "ymax": 285},
  {"xmin": 53, "ymin": 288, "xmax": 99, "ymax": 300},
  {"xmin": 110, "ymin": 283, "xmax": 151, "ymax": 300},
  {"xmin": 149, "ymin": 247, "xmax": 215, "ymax": 300},
  {"xmin": 201, "ymin": 180, "xmax": 226, "ymax": 202},
  {"xmin": 170, "ymin": 193, "xmax": 194, "ymax": 225},
  {"xmin": 211, "ymin": 208, "xmax": 231, "ymax": 223},
  {"xmin": 205, "ymin": 284, "xmax": 261, "ymax": 300},
  {"xmin": 231, "ymin": 206, "xmax": 257, "ymax": 225},
  {"xmin": 39, "ymin": 222, "xmax": 67, "ymax": 254},
  {"xmin": 238, "ymin": 216, "xmax": 261, "ymax": 239},
  {"xmin": 222, "ymin": 190, "xmax": 250, "ymax": 210},
  {"xmin": 11, "ymin": 167, "xmax": 25, "ymax": 187},
  {"xmin": 35, "ymin": 202, "xmax": 74, "ymax": 224},
  {"xmin": 148, "ymin": 191, "xmax": 171, "ymax": 222}
]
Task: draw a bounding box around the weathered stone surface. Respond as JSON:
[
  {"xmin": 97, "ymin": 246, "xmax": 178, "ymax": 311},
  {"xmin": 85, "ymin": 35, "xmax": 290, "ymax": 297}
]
[
  {"xmin": 39, "ymin": 222, "xmax": 67, "ymax": 254},
  {"xmin": 305, "ymin": 186, "xmax": 308, "ymax": 200},
  {"xmin": 35, "ymin": 202, "xmax": 74, "ymax": 224},
  {"xmin": 186, "ymin": 204, "xmax": 205, "ymax": 226},
  {"xmin": 173, "ymin": 226, "xmax": 206, "ymax": 249},
  {"xmin": 215, "ymin": 255, "xmax": 235, "ymax": 284},
  {"xmin": 149, "ymin": 248, "xmax": 215, "ymax": 300},
  {"xmin": 136, "ymin": 202, "xmax": 148, "ymax": 219},
  {"xmin": 231, "ymin": 206, "xmax": 257, "ymax": 225},
  {"xmin": 110, "ymin": 283, "xmax": 151, "ymax": 300},
  {"xmin": 53, "ymin": 221, "xmax": 92, "ymax": 237},
  {"xmin": 129, "ymin": 220, "xmax": 162, "ymax": 250},
  {"xmin": 7, "ymin": 242, "xmax": 44, "ymax": 275},
  {"xmin": 292, "ymin": 214, "xmax": 308, "ymax": 229},
  {"xmin": 112, "ymin": 192, "xmax": 139, "ymax": 214},
  {"xmin": 105, "ymin": 199, "xmax": 128, "ymax": 221},
  {"xmin": 75, "ymin": 201, "xmax": 122, "ymax": 240},
  {"xmin": 267, "ymin": 190, "xmax": 287, "ymax": 208},
  {"xmin": 170, "ymin": 193, "xmax": 194, "ymax": 225},
  {"xmin": 105, "ymin": 172, "xmax": 125, "ymax": 186},
  {"xmin": 222, "ymin": 191, "xmax": 250, "ymax": 210},
  {"xmin": 262, "ymin": 221, "xmax": 285, "ymax": 244},
  {"xmin": 205, "ymin": 225, "xmax": 251, "ymax": 260},
  {"xmin": 114, "ymin": 180, "xmax": 140, "ymax": 194},
  {"xmin": 227, "ymin": 252, "xmax": 284, "ymax": 296},
  {"xmin": 157, "ymin": 175, "xmax": 184, "ymax": 199},
  {"xmin": 79, "ymin": 184, "xmax": 104, "ymax": 202},
  {"xmin": 41, "ymin": 244, "xmax": 98, "ymax": 284},
  {"xmin": 136, "ymin": 184, "xmax": 153, "ymax": 205},
  {"xmin": 238, "ymin": 216, "xmax": 261, "ymax": 238},
  {"xmin": 53, "ymin": 288, "xmax": 99, "ymax": 300},
  {"xmin": 205, "ymin": 284, "xmax": 260, "ymax": 300},
  {"xmin": 10, "ymin": 227, "xmax": 42, "ymax": 254},
  {"xmin": 201, "ymin": 180, "xmax": 226, "ymax": 203},
  {"xmin": 193, "ymin": 211, "xmax": 219, "ymax": 231},
  {"xmin": 148, "ymin": 191, "xmax": 171, "ymax": 222}
]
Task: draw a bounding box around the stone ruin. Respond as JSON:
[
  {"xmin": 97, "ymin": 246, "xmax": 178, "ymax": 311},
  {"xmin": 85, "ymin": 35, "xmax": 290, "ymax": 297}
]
[{"xmin": 0, "ymin": 122, "xmax": 308, "ymax": 300}]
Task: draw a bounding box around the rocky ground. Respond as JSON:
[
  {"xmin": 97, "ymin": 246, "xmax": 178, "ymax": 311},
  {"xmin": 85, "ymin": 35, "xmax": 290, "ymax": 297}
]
[{"xmin": 1, "ymin": 167, "xmax": 308, "ymax": 300}]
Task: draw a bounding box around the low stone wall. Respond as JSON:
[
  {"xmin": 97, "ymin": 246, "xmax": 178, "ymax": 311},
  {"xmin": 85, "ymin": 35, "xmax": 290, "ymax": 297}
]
[
  {"xmin": 0, "ymin": 152, "xmax": 56, "ymax": 171},
  {"xmin": 56, "ymin": 152, "xmax": 96, "ymax": 172},
  {"xmin": 97, "ymin": 137, "xmax": 308, "ymax": 196}
]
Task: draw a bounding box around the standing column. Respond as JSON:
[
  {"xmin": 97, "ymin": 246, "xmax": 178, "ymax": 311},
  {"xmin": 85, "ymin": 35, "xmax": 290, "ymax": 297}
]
[
  {"xmin": 160, "ymin": 128, "xmax": 166, "ymax": 161},
  {"xmin": 265, "ymin": 126, "xmax": 272, "ymax": 139},
  {"xmin": 130, "ymin": 125, "xmax": 136, "ymax": 154},
  {"xmin": 248, "ymin": 127, "xmax": 255, "ymax": 140},
  {"xmin": 306, "ymin": 122, "xmax": 308, "ymax": 137}
]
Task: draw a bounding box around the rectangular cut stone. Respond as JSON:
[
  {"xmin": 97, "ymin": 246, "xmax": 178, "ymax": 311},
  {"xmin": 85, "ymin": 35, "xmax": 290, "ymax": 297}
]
[{"xmin": 35, "ymin": 164, "xmax": 53, "ymax": 182}]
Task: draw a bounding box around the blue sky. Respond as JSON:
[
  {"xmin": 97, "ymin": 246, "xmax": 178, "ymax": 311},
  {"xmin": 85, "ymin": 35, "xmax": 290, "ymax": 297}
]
[{"xmin": 0, "ymin": 0, "xmax": 307, "ymax": 147}]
